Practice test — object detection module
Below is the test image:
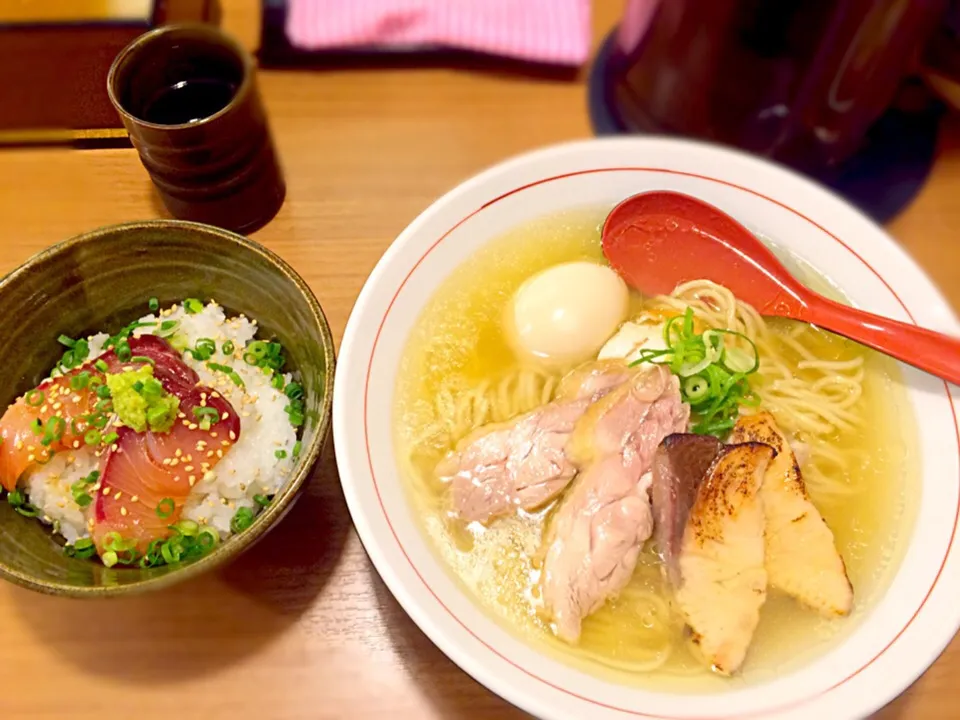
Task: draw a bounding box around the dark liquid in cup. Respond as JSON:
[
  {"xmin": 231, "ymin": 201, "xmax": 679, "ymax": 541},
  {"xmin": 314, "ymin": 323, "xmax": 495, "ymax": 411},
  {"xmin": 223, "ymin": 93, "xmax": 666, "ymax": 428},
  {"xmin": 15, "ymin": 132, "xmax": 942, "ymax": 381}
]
[{"xmin": 142, "ymin": 78, "xmax": 238, "ymax": 125}]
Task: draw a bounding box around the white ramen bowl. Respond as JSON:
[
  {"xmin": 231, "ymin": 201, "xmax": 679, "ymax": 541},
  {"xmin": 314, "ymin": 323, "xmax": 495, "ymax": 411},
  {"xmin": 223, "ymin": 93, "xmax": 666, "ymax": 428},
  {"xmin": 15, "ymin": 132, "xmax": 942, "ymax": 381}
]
[{"xmin": 334, "ymin": 138, "xmax": 960, "ymax": 720}]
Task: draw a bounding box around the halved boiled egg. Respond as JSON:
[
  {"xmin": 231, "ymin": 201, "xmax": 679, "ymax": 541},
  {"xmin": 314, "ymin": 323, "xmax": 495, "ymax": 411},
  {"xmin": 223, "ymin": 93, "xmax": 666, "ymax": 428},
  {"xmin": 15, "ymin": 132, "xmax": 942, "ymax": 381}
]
[{"xmin": 505, "ymin": 261, "xmax": 629, "ymax": 368}]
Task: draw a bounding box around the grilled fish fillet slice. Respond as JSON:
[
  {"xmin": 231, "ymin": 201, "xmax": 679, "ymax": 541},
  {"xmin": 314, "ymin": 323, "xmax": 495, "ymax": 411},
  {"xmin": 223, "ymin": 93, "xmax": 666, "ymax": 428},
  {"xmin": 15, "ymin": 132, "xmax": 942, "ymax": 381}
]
[
  {"xmin": 677, "ymin": 442, "xmax": 773, "ymax": 675},
  {"xmin": 731, "ymin": 412, "xmax": 853, "ymax": 617}
]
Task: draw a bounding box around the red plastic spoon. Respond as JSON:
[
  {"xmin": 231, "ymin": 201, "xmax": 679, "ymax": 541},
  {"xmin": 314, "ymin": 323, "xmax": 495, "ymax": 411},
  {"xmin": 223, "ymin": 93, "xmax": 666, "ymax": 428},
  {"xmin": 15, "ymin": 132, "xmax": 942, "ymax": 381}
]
[{"xmin": 601, "ymin": 191, "xmax": 960, "ymax": 385}]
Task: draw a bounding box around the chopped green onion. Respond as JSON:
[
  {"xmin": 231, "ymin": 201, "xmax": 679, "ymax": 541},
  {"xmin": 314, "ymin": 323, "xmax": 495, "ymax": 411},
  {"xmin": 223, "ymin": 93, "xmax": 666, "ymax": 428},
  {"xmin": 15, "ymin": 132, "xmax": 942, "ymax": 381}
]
[
  {"xmin": 207, "ymin": 362, "xmax": 245, "ymax": 388},
  {"xmin": 161, "ymin": 541, "xmax": 180, "ymax": 564},
  {"xmin": 57, "ymin": 334, "xmax": 76, "ymax": 348},
  {"xmin": 253, "ymin": 494, "xmax": 271, "ymax": 508},
  {"xmin": 84, "ymin": 429, "xmax": 101, "ymax": 446},
  {"xmin": 149, "ymin": 297, "xmax": 159, "ymax": 312},
  {"xmin": 145, "ymin": 404, "xmax": 170, "ymax": 429},
  {"xmin": 629, "ymin": 307, "xmax": 761, "ymax": 439},
  {"xmin": 192, "ymin": 407, "xmax": 219, "ymax": 423},
  {"xmin": 176, "ymin": 519, "xmax": 199, "ymax": 537},
  {"xmin": 292, "ymin": 440, "xmax": 302, "ymax": 458},
  {"xmin": 242, "ymin": 352, "xmax": 258, "ymax": 365},
  {"xmin": 73, "ymin": 538, "xmax": 97, "ymax": 559},
  {"xmin": 7, "ymin": 489, "xmax": 23, "ymax": 507},
  {"xmin": 95, "ymin": 359, "xmax": 109, "ymax": 372},
  {"xmin": 141, "ymin": 377, "xmax": 163, "ymax": 399},
  {"xmin": 41, "ymin": 416, "xmax": 66, "ymax": 446},
  {"xmin": 103, "ymin": 431, "xmax": 118, "ymax": 445},
  {"xmin": 197, "ymin": 527, "xmax": 219, "ymax": 550},
  {"xmin": 183, "ymin": 298, "xmax": 203, "ymax": 314},
  {"xmin": 90, "ymin": 413, "xmax": 109, "ymax": 429},
  {"xmin": 222, "ymin": 340, "xmax": 235, "ymax": 355},
  {"xmin": 70, "ymin": 371, "xmax": 91, "ymax": 391},
  {"xmin": 683, "ymin": 375, "xmax": 710, "ymax": 404},
  {"xmin": 130, "ymin": 355, "xmax": 155, "ymax": 366},
  {"xmin": 15, "ymin": 504, "xmax": 40, "ymax": 518},
  {"xmin": 30, "ymin": 419, "xmax": 43, "ymax": 437},
  {"xmin": 284, "ymin": 382, "xmax": 304, "ymax": 400},
  {"xmin": 132, "ymin": 381, "xmax": 144, "ymax": 393},
  {"xmin": 59, "ymin": 338, "xmax": 90, "ymax": 370},
  {"xmin": 75, "ymin": 493, "xmax": 92, "ymax": 508},
  {"xmin": 275, "ymin": 449, "xmax": 287, "ymax": 460},
  {"xmin": 230, "ymin": 506, "xmax": 255, "ymax": 533},
  {"xmin": 116, "ymin": 341, "xmax": 132, "ymax": 363},
  {"xmin": 158, "ymin": 320, "xmax": 179, "ymax": 337},
  {"xmin": 156, "ymin": 497, "xmax": 175, "ymax": 519},
  {"xmin": 24, "ymin": 389, "xmax": 44, "ymax": 407},
  {"xmin": 96, "ymin": 384, "xmax": 111, "ymax": 399},
  {"xmin": 271, "ymin": 374, "xmax": 285, "ymax": 390},
  {"xmin": 102, "ymin": 551, "xmax": 119, "ymax": 568}
]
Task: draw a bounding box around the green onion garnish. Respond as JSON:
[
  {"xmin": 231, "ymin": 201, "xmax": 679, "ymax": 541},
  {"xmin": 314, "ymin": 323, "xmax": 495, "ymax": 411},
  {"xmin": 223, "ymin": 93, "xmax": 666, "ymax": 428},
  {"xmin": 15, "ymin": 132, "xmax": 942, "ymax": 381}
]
[
  {"xmin": 156, "ymin": 497, "xmax": 175, "ymax": 519},
  {"xmin": 116, "ymin": 340, "xmax": 132, "ymax": 363},
  {"xmin": 73, "ymin": 538, "xmax": 97, "ymax": 559},
  {"xmin": 70, "ymin": 371, "xmax": 91, "ymax": 391},
  {"xmin": 275, "ymin": 449, "xmax": 287, "ymax": 460},
  {"xmin": 95, "ymin": 359, "xmax": 109, "ymax": 372},
  {"xmin": 14, "ymin": 500, "xmax": 40, "ymax": 517},
  {"xmin": 24, "ymin": 389, "xmax": 44, "ymax": 407},
  {"xmin": 7, "ymin": 490, "xmax": 23, "ymax": 507},
  {"xmin": 132, "ymin": 381, "xmax": 144, "ymax": 393},
  {"xmin": 253, "ymin": 494, "xmax": 271, "ymax": 508},
  {"xmin": 57, "ymin": 335, "xmax": 76, "ymax": 348},
  {"xmin": 103, "ymin": 431, "xmax": 118, "ymax": 445},
  {"xmin": 188, "ymin": 338, "xmax": 217, "ymax": 361},
  {"xmin": 207, "ymin": 362, "xmax": 245, "ymax": 388},
  {"xmin": 102, "ymin": 551, "xmax": 118, "ymax": 568},
  {"xmin": 175, "ymin": 519, "xmax": 199, "ymax": 537},
  {"xmin": 84, "ymin": 429, "xmax": 101, "ymax": 446},
  {"xmin": 30, "ymin": 418, "xmax": 42, "ymax": 436},
  {"xmin": 230, "ymin": 506, "xmax": 255, "ymax": 533},
  {"xmin": 41, "ymin": 416, "xmax": 66, "ymax": 447},
  {"xmin": 222, "ymin": 340, "xmax": 235, "ymax": 355},
  {"xmin": 90, "ymin": 413, "xmax": 109, "ymax": 429},
  {"xmin": 192, "ymin": 407, "xmax": 219, "ymax": 422},
  {"xmin": 197, "ymin": 527, "xmax": 219, "ymax": 550},
  {"xmin": 158, "ymin": 320, "xmax": 179, "ymax": 337},
  {"xmin": 271, "ymin": 374, "xmax": 285, "ymax": 390},
  {"xmin": 149, "ymin": 297, "xmax": 159, "ymax": 312},
  {"xmin": 183, "ymin": 298, "xmax": 203, "ymax": 314},
  {"xmin": 130, "ymin": 355, "xmax": 155, "ymax": 366},
  {"xmin": 59, "ymin": 338, "xmax": 90, "ymax": 370},
  {"xmin": 292, "ymin": 440, "xmax": 302, "ymax": 457},
  {"xmin": 96, "ymin": 384, "xmax": 111, "ymax": 400},
  {"xmin": 630, "ymin": 307, "xmax": 761, "ymax": 437},
  {"xmin": 284, "ymin": 382, "xmax": 304, "ymax": 401}
]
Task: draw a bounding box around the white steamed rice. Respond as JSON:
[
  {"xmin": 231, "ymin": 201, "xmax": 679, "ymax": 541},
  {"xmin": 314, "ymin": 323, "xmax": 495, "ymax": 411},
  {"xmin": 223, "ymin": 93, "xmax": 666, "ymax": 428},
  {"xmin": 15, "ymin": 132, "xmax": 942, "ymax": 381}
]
[{"xmin": 25, "ymin": 300, "xmax": 300, "ymax": 544}]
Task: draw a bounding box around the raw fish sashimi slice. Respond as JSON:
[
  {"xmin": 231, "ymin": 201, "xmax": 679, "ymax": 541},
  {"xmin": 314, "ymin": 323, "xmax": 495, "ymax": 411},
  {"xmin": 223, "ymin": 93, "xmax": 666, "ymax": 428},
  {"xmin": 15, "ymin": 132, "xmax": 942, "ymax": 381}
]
[
  {"xmin": 0, "ymin": 335, "xmax": 200, "ymax": 491},
  {"xmin": 93, "ymin": 385, "xmax": 240, "ymax": 554}
]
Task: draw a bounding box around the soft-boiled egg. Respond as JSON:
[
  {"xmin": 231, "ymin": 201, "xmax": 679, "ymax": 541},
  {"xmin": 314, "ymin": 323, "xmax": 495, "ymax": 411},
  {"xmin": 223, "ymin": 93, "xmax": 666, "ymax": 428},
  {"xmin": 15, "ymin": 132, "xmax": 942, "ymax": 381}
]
[{"xmin": 506, "ymin": 261, "xmax": 629, "ymax": 368}]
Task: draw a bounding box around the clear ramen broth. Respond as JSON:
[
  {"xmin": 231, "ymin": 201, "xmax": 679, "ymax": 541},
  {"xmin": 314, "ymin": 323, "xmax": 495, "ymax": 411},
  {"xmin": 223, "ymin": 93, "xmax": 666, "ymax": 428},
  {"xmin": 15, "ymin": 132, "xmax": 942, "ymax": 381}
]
[{"xmin": 392, "ymin": 207, "xmax": 918, "ymax": 690}]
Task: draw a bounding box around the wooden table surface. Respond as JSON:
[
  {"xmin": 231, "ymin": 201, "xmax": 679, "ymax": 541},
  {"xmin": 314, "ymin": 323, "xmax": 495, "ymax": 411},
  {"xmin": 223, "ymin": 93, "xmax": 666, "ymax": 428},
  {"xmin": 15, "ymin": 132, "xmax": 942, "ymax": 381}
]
[{"xmin": 1, "ymin": 3, "xmax": 959, "ymax": 719}]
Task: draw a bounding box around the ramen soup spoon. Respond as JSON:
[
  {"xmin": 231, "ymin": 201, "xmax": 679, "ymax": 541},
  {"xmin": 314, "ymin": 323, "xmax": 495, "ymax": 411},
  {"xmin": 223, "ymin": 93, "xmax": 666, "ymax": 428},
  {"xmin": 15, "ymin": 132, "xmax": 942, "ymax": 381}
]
[{"xmin": 602, "ymin": 191, "xmax": 960, "ymax": 385}]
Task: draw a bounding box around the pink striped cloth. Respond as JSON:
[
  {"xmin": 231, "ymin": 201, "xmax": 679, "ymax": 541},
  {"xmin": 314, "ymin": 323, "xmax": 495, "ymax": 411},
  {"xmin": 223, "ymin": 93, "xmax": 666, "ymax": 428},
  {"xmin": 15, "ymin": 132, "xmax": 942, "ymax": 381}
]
[{"xmin": 285, "ymin": 0, "xmax": 592, "ymax": 66}]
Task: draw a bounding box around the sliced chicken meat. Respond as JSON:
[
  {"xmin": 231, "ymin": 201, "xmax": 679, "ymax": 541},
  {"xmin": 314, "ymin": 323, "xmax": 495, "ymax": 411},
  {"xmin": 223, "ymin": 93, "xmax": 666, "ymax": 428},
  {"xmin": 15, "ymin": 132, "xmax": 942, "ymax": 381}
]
[
  {"xmin": 650, "ymin": 433, "xmax": 723, "ymax": 586},
  {"xmin": 676, "ymin": 442, "xmax": 774, "ymax": 675},
  {"xmin": 730, "ymin": 411, "xmax": 853, "ymax": 617},
  {"xmin": 539, "ymin": 365, "xmax": 690, "ymax": 642},
  {"xmin": 437, "ymin": 360, "xmax": 633, "ymax": 524}
]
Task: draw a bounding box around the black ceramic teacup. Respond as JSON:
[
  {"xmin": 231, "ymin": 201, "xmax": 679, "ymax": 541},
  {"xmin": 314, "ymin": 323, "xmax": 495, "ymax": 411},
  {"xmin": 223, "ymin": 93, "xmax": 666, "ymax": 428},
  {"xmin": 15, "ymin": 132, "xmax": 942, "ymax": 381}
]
[{"xmin": 107, "ymin": 24, "xmax": 285, "ymax": 234}]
